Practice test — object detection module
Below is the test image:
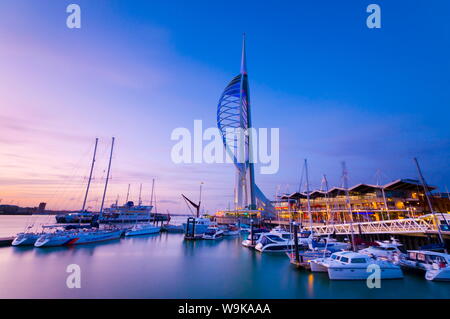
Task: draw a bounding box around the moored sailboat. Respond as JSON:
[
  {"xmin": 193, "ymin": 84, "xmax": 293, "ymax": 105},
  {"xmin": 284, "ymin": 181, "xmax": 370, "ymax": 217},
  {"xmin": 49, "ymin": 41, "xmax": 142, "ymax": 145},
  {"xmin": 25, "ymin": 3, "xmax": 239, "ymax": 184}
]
[
  {"xmin": 125, "ymin": 180, "xmax": 161, "ymax": 236},
  {"xmin": 35, "ymin": 137, "xmax": 124, "ymax": 248}
]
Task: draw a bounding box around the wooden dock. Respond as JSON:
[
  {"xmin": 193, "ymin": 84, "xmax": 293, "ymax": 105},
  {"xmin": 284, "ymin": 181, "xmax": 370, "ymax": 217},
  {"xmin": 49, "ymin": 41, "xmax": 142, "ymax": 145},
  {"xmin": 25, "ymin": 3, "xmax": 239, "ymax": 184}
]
[{"xmin": 0, "ymin": 237, "xmax": 14, "ymax": 247}]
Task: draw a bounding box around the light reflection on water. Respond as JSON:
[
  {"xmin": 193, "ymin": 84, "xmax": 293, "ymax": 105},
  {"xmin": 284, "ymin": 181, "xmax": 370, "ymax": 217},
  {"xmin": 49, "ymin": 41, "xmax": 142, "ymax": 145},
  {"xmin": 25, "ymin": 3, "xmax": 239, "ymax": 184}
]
[{"xmin": 0, "ymin": 216, "xmax": 449, "ymax": 299}]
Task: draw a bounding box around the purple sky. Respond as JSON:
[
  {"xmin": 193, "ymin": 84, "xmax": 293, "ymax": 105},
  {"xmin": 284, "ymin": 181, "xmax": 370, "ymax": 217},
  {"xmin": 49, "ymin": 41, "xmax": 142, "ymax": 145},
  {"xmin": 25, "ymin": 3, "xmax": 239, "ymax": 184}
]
[{"xmin": 0, "ymin": 1, "xmax": 449, "ymax": 213}]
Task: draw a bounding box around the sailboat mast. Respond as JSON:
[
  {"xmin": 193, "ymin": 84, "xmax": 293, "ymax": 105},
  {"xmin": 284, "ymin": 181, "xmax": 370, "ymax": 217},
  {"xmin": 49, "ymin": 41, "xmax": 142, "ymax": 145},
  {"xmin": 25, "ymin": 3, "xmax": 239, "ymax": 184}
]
[
  {"xmin": 304, "ymin": 159, "xmax": 312, "ymax": 231},
  {"xmin": 413, "ymin": 157, "xmax": 447, "ymax": 253},
  {"xmin": 81, "ymin": 137, "xmax": 98, "ymax": 211},
  {"xmin": 138, "ymin": 183, "xmax": 142, "ymax": 206},
  {"xmin": 125, "ymin": 184, "xmax": 130, "ymax": 203},
  {"xmin": 323, "ymin": 174, "xmax": 330, "ymax": 222},
  {"xmin": 198, "ymin": 182, "xmax": 203, "ymax": 218},
  {"xmin": 342, "ymin": 161, "xmax": 356, "ymax": 251},
  {"xmin": 150, "ymin": 178, "xmax": 155, "ymax": 206},
  {"xmin": 100, "ymin": 137, "xmax": 115, "ymax": 215}
]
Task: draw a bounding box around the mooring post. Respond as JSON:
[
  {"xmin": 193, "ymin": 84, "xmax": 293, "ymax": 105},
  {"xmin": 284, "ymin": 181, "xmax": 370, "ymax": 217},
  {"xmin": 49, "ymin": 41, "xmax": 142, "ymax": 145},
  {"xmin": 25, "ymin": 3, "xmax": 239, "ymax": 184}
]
[
  {"xmin": 293, "ymin": 221, "xmax": 300, "ymax": 263},
  {"xmin": 192, "ymin": 218, "xmax": 196, "ymax": 238},
  {"xmin": 250, "ymin": 219, "xmax": 254, "ymax": 246}
]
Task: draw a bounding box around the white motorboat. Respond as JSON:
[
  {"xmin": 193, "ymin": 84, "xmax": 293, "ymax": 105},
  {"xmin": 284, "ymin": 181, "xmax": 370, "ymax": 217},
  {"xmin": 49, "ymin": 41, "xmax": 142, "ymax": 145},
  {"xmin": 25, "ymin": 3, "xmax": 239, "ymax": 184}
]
[
  {"xmin": 398, "ymin": 250, "xmax": 450, "ymax": 281},
  {"xmin": 125, "ymin": 223, "xmax": 160, "ymax": 236},
  {"xmin": 254, "ymin": 227, "xmax": 296, "ymax": 252},
  {"xmin": 241, "ymin": 229, "xmax": 269, "ymax": 247},
  {"xmin": 12, "ymin": 232, "xmax": 41, "ymax": 246},
  {"xmin": 310, "ymin": 251, "xmax": 403, "ymax": 280},
  {"xmin": 309, "ymin": 256, "xmax": 329, "ymax": 272},
  {"xmin": 255, "ymin": 232, "xmax": 293, "ymax": 252},
  {"xmin": 359, "ymin": 238, "xmax": 407, "ymax": 261},
  {"xmin": 202, "ymin": 226, "xmax": 224, "ymax": 240},
  {"xmin": 34, "ymin": 228, "xmax": 122, "ymax": 247}
]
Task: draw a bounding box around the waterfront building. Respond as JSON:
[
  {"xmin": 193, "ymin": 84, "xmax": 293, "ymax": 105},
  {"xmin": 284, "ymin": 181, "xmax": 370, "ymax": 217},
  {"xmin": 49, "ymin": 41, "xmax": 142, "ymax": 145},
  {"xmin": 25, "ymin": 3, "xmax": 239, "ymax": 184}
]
[{"xmin": 274, "ymin": 179, "xmax": 450, "ymax": 224}]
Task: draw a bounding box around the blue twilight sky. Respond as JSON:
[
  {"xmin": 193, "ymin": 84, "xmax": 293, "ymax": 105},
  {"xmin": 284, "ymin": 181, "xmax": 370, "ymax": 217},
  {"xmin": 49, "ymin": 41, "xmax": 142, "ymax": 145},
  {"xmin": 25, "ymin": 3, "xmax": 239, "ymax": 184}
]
[{"xmin": 0, "ymin": 0, "xmax": 449, "ymax": 213}]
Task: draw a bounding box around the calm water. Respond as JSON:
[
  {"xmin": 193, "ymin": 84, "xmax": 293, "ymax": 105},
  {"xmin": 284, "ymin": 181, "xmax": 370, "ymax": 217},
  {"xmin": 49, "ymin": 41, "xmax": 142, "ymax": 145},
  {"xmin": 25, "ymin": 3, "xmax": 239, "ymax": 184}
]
[{"xmin": 0, "ymin": 216, "xmax": 448, "ymax": 299}]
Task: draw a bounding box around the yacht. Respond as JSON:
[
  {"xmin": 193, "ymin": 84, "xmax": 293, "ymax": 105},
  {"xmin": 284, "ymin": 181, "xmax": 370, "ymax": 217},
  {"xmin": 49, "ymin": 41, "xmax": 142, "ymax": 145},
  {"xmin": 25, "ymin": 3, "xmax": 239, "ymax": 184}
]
[
  {"xmin": 255, "ymin": 232, "xmax": 293, "ymax": 253},
  {"xmin": 202, "ymin": 226, "xmax": 224, "ymax": 240},
  {"xmin": 124, "ymin": 223, "xmax": 160, "ymax": 236},
  {"xmin": 34, "ymin": 228, "xmax": 122, "ymax": 247},
  {"xmin": 310, "ymin": 251, "xmax": 403, "ymax": 280},
  {"xmin": 100, "ymin": 201, "xmax": 156, "ymax": 223},
  {"xmin": 254, "ymin": 227, "xmax": 295, "ymax": 253},
  {"xmin": 359, "ymin": 238, "xmax": 407, "ymax": 261},
  {"xmin": 398, "ymin": 250, "xmax": 450, "ymax": 281},
  {"xmin": 241, "ymin": 229, "xmax": 269, "ymax": 247}
]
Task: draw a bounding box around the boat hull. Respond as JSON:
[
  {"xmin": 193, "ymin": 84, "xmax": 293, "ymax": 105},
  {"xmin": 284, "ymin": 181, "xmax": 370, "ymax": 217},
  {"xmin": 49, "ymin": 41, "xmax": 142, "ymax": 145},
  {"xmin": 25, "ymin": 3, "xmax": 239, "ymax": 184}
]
[
  {"xmin": 255, "ymin": 242, "xmax": 292, "ymax": 253},
  {"xmin": 202, "ymin": 231, "xmax": 224, "ymax": 240},
  {"xmin": 12, "ymin": 234, "xmax": 40, "ymax": 246},
  {"xmin": 327, "ymin": 265, "xmax": 403, "ymax": 280},
  {"xmin": 309, "ymin": 259, "xmax": 328, "ymax": 272},
  {"xmin": 425, "ymin": 268, "xmax": 450, "ymax": 281},
  {"xmin": 35, "ymin": 230, "xmax": 122, "ymax": 247},
  {"xmin": 125, "ymin": 226, "xmax": 160, "ymax": 236}
]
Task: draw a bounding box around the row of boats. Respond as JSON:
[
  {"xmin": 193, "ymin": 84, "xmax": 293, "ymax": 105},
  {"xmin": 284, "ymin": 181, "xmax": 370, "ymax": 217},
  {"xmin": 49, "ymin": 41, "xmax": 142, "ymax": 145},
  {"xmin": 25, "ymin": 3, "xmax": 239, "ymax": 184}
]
[
  {"xmin": 12, "ymin": 138, "xmax": 168, "ymax": 248},
  {"xmin": 12, "ymin": 222, "xmax": 162, "ymax": 247},
  {"xmin": 238, "ymin": 225, "xmax": 450, "ymax": 282},
  {"xmin": 180, "ymin": 214, "xmax": 449, "ymax": 281}
]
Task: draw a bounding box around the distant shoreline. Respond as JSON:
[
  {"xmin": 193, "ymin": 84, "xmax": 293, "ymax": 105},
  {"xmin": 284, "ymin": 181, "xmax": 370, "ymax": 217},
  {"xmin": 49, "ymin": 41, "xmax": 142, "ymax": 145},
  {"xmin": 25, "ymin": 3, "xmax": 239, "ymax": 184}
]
[{"xmin": 0, "ymin": 212, "xmax": 192, "ymax": 216}]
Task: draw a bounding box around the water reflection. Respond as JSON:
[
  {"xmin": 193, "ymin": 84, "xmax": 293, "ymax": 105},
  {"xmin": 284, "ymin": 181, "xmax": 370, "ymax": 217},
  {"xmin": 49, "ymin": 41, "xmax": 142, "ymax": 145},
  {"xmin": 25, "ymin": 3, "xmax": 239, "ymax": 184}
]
[{"xmin": 1, "ymin": 216, "xmax": 449, "ymax": 298}]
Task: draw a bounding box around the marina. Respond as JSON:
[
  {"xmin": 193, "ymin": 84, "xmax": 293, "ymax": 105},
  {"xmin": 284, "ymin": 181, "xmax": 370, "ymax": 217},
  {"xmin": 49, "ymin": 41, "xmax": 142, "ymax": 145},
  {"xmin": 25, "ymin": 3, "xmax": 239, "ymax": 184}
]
[
  {"xmin": 1, "ymin": 215, "xmax": 450, "ymax": 299},
  {"xmin": 1, "ymin": 1, "xmax": 449, "ymax": 303},
  {"xmin": 0, "ymin": 38, "xmax": 448, "ymax": 298}
]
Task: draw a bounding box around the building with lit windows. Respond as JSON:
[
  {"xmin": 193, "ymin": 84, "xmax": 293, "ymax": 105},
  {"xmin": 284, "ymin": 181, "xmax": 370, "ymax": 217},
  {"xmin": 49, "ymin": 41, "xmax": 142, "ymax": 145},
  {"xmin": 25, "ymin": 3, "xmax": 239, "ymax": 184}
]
[{"xmin": 274, "ymin": 179, "xmax": 450, "ymax": 224}]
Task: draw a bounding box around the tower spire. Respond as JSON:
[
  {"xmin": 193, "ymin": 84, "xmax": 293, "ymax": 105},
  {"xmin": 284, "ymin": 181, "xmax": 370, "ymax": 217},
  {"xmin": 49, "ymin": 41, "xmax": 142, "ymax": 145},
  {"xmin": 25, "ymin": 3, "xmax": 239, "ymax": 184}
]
[{"xmin": 241, "ymin": 33, "xmax": 247, "ymax": 75}]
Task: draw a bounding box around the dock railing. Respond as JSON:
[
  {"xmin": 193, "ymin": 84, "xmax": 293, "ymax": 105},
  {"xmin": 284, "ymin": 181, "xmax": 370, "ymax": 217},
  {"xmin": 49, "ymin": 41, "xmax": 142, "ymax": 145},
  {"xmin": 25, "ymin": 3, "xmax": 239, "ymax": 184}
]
[{"xmin": 304, "ymin": 217, "xmax": 435, "ymax": 235}]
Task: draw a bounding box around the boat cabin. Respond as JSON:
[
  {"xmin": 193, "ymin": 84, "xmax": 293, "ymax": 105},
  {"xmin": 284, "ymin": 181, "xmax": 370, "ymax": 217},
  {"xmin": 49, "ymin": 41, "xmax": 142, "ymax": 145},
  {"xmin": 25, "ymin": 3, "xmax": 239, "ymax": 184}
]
[
  {"xmin": 407, "ymin": 250, "xmax": 450, "ymax": 266},
  {"xmin": 330, "ymin": 252, "xmax": 371, "ymax": 264}
]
